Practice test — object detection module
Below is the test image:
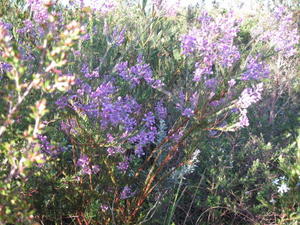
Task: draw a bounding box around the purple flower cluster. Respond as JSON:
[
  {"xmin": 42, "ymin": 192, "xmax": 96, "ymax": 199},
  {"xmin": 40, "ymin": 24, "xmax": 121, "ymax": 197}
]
[
  {"xmin": 155, "ymin": 100, "xmax": 167, "ymax": 120},
  {"xmin": 116, "ymin": 55, "xmax": 163, "ymax": 88},
  {"xmin": 77, "ymin": 154, "xmax": 100, "ymax": 175},
  {"xmin": 237, "ymin": 83, "xmax": 263, "ymax": 109},
  {"xmin": 106, "ymin": 144, "xmax": 130, "ymax": 172},
  {"xmin": 271, "ymin": 7, "xmax": 299, "ymax": 57},
  {"xmin": 0, "ymin": 20, "xmax": 12, "ymax": 30},
  {"xmin": 0, "ymin": 61, "xmax": 12, "ymax": 74},
  {"xmin": 175, "ymin": 90, "xmax": 199, "ymax": 118},
  {"xmin": 190, "ymin": 91, "xmax": 199, "ymax": 109},
  {"xmin": 107, "ymin": 146, "xmax": 124, "ymax": 156},
  {"xmin": 181, "ymin": 35, "xmax": 196, "ymax": 55},
  {"xmin": 38, "ymin": 135, "xmax": 61, "ymax": 156},
  {"xmin": 117, "ymin": 158, "xmax": 129, "ymax": 172},
  {"xmin": 175, "ymin": 90, "xmax": 185, "ymax": 111},
  {"xmin": 27, "ymin": 0, "xmax": 49, "ymax": 24},
  {"xmin": 17, "ymin": 19, "xmax": 35, "ymax": 35},
  {"xmin": 236, "ymin": 83, "xmax": 264, "ymax": 128},
  {"xmin": 242, "ymin": 55, "xmax": 270, "ymax": 80},
  {"xmin": 99, "ymin": 95, "xmax": 140, "ymax": 131},
  {"xmin": 181, "ymin": 11, "xmax": 241, "ymax": 81},
  {"xmin": 60, "ymin": 119, "xmax": 78, "ymax": 135},
  {"xmin": 56, "ymin": 78, "xmax": 141, "ymax": 133},
  {"xmin": 129, "ymin": 112, "xmax": 158, "ymax": 156},
  {"xmin": 237, "ymin": 109, "xmax": 249, "ymax": 127},
  {"xmin": 55, "ymin": 96, "xmax": 69, "ymax": 109},
  {"xmin": 120, "ymin": 185, "xmax": 134, "ymax": 199},
  {"xmin": 204, "ymin": 78, "xmax": 219, "ymax": 90},
  {"xmin": 143, "ymin": 112, "xmax": 155, "ymax": 128},
  {"xmin": 254, "ymin": 6, "xmax": 299, "ymax": 58},
  {"xmin": 182, "ymin": 108, "xmax": 194, "ymax": 117},
  {"xmin": 111, "ymin": 27, "xmax": 126, "ymax": 46},
  {"xmin": 81, "ymin": 63, "xmax": 100, "ymax": 78},
  {"xmin": 81, "ymin": 33, "xmax": 90, "ymax": 41},
  {"xmin": 169, "ymin": 128, "xmax": 184, "ymax": 142}
]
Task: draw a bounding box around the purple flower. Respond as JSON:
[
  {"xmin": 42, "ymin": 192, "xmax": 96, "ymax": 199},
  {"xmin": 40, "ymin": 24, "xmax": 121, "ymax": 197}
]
[
  {"xmin": 86, "ymin": 70, "xmax": 100, "ymax": 78},
  {"xmin": 38, "ymin": 135, "xmax": 61, "ymax": 157},
  {"xmin": 198, "ymin": 11, "xmax": 213, "ymax": 25},
  {"xmin": 91, "ymin": 165, "xmax": 100, "ymax": 174},
  {"xmin": 237, "ymin": 83, "xmax": 263, "ymax": 109},
  {"xmin": 72, "ymin": 0, "xmax": 116, "ymax": 15},
  {"xmin": 120, "ymin": 185, "xmax": 133, "ymax": 199},
  {"xmin": 81, "ymin": 33, "xmax": 90, "ymax": 41},
  {"xmin": 235, "ymin": 83, "xmax": 263, "ymax": 129},
  {"xmin": 107, "ymin": 146, "xmax": 124, "ymax": 156},
  {"xmin": 81, "ymin": 63, "xmax": 89, "ymax": 74},
  {"xmin": 129, "ymin": 125, "xmax": 158, "ymax": 157},
  {"xmin": 272, "ymin": 7, "xmax": 299, "ymax": 57},
  {"xmin": 112, "ymin": 27, "xmax": 126, "ymax": 46},
  {"xmin": 73, "ymin": 50, "xmax": 81, "ymax": 56},
  {"xmin": 77, "ymin": 83, "xmax": 92, "ymax": 96},
  {"xmin": 228, "ymin": 79, "xmax": 236, "ymax": 87},
  {"xmin": 106, "ymin": 134, "xmax": 115, "ymax": 142},
  {"xmin": 155, "ymin": 100, "xmax": 167, "ymax": 119},
  {"xmin": 205, "ymin": 78, "xmax": 219, "ymax": 90},
  {"xmin": 143, "ymin": 112, "xmax": 156, "ymax": 128},
  {"xmin": 81, "ymin": 64, "xmax": 100, "ymax": 78},
  {"xmin": 77, "ymin": 154, "xmax": 100, "ymax": 175},
  {"xmin": 237, "ymin": 109, "xmax": 249, "ymax": 128},
  {"xmin": 274, "ymin": 6, "xmax": 286, "ymax": 20},
  {"xmin": 182, "ymin": 11, "xmax": 241, "ymax": 81},
  {"xmin": 97, "ymin": 95, "xmax": 140, "ymax": 131},
  {"xmin": 91, "ymin": 81, "xmax": 116, "ymax": 98},
  {"xmin": 134, "ymin": 145, "xmax": 144, "ymax": 157},
  {"xmin": 181, "ymin": 34, "xmax": 197, "ymax": 55},
  {"xmin": 176, "ymin": 90, "xmax": 185, "ymax": 111},
  {"xmin": 116, "ymin": 61, "xmax": 139, "ymax": 86},
  {"xmin": 27, "ymin": 0, "xmax": 49, "ymax": 24},
  {"xmin": 100, "ymin": 204, "xmax": 109, "ymax": 212},
  {"xmin": 116, "ymin": 56, "xmax": 163, "ymax": 88},
  {"xmin": 209, "ymin": 100, "xmax": 221, "ymax": 107},
  {"xmin": 130, "ymin": 60, "xmax": 154, "ymax": 84},
  {"xmin": 117, "ymin": 159, "xmax": 129, "ymax": 172},
  {"xmin": 0, "ymin": 62, "xmax": 12, "ymax": 74},
  {"xmin": 60, "ymin": 119, "xmax": 78, "ymax": 135},
  {"xmin": 77, "ymin": 154, "xmax": 90, "ymax": 167},
  {"xmin": 193, "ymin": 63, "xmax": 213, "ymax": 82},
  {"xmin": 55, "ymin": 96, "xmax": 69, "ymax": 109},
  {"xmin": 242, "ymin": 55, "xmax": 270, "ymax": 80},
  {"xmin": 151, "ymin": 79, "xmax": 164, "ymax": 89},
  {"xmin": 182, "ymin": 108, "xmax": 194, "ymax": 117},
  {"xmin": 190, "ymin": 92, "xmax": 199, "ymax": 109},
  {"xmin": 254, "ymin": 6, "xmax": 299, "ymax": 57},
  {"xmin": 17, "ymin": 19, "xmax": 35, "ymax": 34},
  {"xmin": 170, "ymin": 129, "xmax": 184, "ymax": 142},
  {"xmin": 0, "ymin": 20, "xmax": 12, "ymax": 30}
]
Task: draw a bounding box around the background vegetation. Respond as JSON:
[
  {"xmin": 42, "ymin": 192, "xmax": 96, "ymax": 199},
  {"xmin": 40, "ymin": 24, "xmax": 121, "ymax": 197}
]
[{"xmin": 0, "ymin": 0, "xmax": 299, "ymax": 224}]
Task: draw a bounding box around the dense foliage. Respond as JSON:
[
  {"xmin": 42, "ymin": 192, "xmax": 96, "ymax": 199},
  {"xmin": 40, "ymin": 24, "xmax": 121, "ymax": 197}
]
[{"xmin": 0, "ymin": 0, "xmax": 299, "ymax": 224}]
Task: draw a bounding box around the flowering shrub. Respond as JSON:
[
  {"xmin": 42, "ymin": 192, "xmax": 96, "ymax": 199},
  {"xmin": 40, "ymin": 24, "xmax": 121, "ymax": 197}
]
[{"xmin": 0, "ymin": 0, "xmax": 299, "ymax": 224}]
